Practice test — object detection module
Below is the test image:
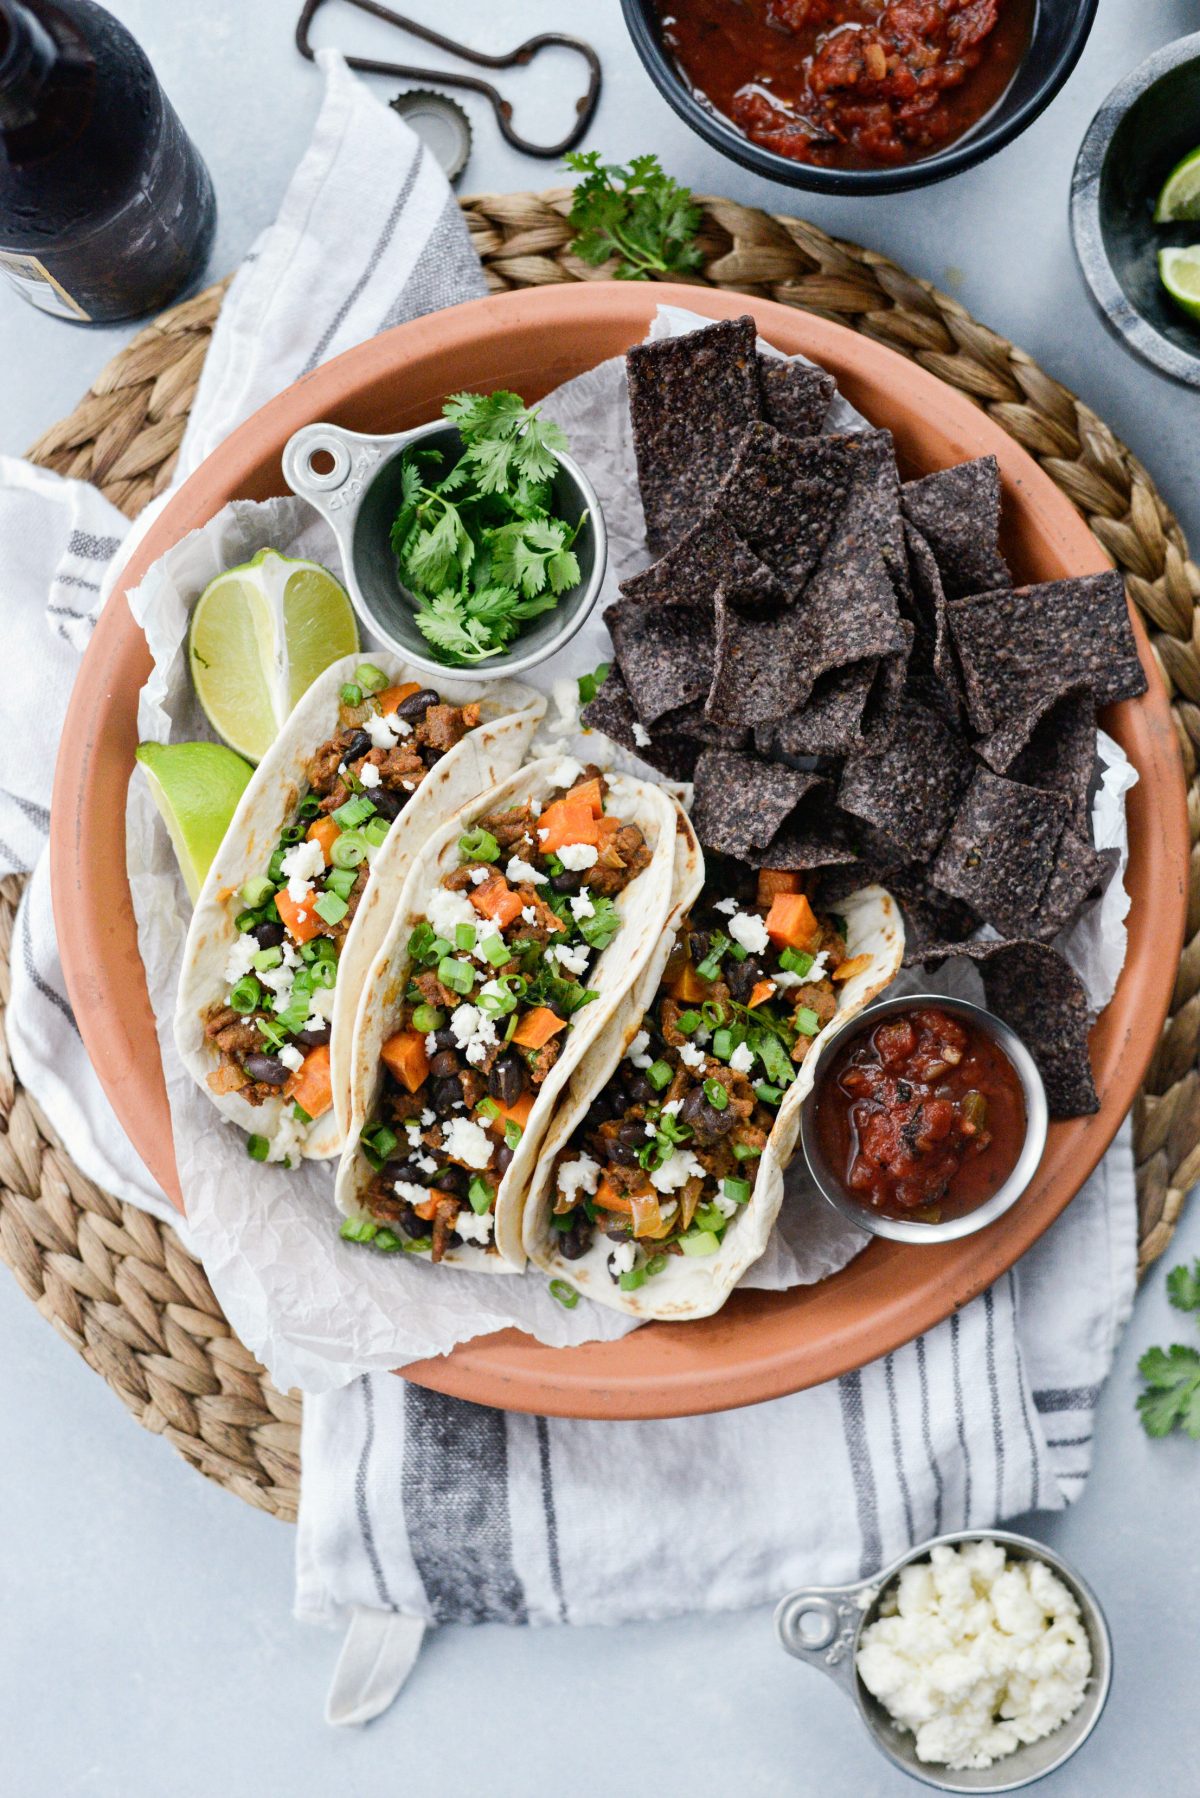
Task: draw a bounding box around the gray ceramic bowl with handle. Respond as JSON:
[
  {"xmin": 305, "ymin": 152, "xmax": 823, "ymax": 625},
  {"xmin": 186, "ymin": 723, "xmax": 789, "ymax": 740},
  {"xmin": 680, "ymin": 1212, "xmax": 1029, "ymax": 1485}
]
[
  {"xmin": 798, "ymin": 994, "xmax": 1049, "ymax": 1245},
  {"xmin": 775, "ymin": 1527, "xmax": 1113, "ymax": 1793},
  {"xmin": 281, "ymin": 417, "xmax": 607, "ymax": 682}
]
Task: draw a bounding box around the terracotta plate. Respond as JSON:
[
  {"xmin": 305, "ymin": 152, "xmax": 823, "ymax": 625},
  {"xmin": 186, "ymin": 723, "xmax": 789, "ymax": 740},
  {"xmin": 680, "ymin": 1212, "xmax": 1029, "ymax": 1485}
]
[{"xmin": 51, "ymin": 284, "xmax": 1188, "ymax": 1419}]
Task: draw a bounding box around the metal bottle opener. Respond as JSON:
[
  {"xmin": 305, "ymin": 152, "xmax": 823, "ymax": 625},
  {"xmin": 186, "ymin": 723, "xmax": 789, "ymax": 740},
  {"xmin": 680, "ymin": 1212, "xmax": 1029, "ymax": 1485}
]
[{"xmin": 295, "ymin": 0, "xmax": 601, "ymax": 158}]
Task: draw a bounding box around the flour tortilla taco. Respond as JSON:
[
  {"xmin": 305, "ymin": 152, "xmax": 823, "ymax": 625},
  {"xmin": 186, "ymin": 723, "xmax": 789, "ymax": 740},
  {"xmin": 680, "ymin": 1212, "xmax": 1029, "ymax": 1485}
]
[
  {"xmin": 521, "ymin": 832, "xmax": 905, "ymax": 1319},
  {"xmin": 174, "ymin": 653, "xmax": 544, "ymax": 1162},
  {"xmin": 333, "ymin": 757, "xmax": 679, "ymax": 1270}
]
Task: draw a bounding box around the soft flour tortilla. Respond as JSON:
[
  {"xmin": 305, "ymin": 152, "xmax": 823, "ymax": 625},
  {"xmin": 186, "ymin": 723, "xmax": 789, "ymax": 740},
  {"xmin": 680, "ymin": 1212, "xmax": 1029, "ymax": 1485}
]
[
  {"xmin": 522, "ymin": 875, "xmax": 905, "ymax": 1319},
  {"xmin": 336, "ymin": 757, "xmax": 680, "ymax": 1269},
  {"xmin": 174, "ymin": 652, "xmax": 544, "ymax": 1158}
]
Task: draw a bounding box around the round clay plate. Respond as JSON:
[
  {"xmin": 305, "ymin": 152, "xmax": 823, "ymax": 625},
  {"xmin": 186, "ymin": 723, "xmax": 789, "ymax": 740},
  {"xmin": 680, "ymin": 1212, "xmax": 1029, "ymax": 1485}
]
[{"xmin": 51, "ymin": 284, "xmax": 1187, "ymax": 1419}]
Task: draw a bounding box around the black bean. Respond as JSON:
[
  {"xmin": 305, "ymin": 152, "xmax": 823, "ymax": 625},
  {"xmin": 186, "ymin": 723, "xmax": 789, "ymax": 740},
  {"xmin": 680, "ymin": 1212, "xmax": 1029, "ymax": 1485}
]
[
  {"xmin": 687, "ymin": 929, "xmax": 712, "ymax": 965},
  {"xmin": 488, "ymin": 1050, "xmax": 526, "ymax": 1106},
  {"xmin": 431, "ymin": 1029, "xmax": 457, "ymax": 1053},
  {"xmin": 396, "ymin": 687, "xmax": 441, "ymax": 721},
  {"xmin": 430, "ymin": 1075, "xmax": 463, "ymax": 1112},
  {"xmin": 494, "ymin": 1143, "xmax": 515, "ymax": 1178},
  {"xmin": 343, "ymin": 729, "xmax": 373, "ymax": 762},
  {"xmin": 558, "ymin": 1219, "xmax": 592, "ymax": 1260},
  {"xmin": 626, "ymin": 1073, "xmax": 656, "ymax": 1106},
  {"xmin": 605, "ymin": 1228, "xmax": 632, "ymax": 1244},
  {"xmin": 420, "ymin": 745, "xmax": 443, "ymax": 768},
  {"xmin": 296, "ymin": 1024, "xmax": 331, "ymax": 1047},
  {"xmin": 430, "ymin": 1049, "xmax": 461, "ymax": 1079},
  {"xmin": 395, "ymin": 1203, "xmax": 425, "ymax": 1240},
  {"xmin": 243, "ymin": 1053, "xmax": 288, "ymax": 1087},
  {"xmin": 727, "ymin": 956, "xmax": 765, "ymax": 1004},
  {"xmin": 383, "ymin": 1159, "xmax": 429, "ymax": 1188},
  {"xmin": 434, "ymin": 1163, "xmax": 468, "ymax": 1197},
  {"xmin": 617, "ymin": 1119, "xmax": 647, "ymax": 1148},
  {"xmin": 606, "ymin": 1137, "xmax": 640, "ymax": 1167},
  {"xmin": 551, "ymin": 870, "xmax": 580, "ymax": 895},
  {"xmin": 679, "ymin": 1085, "xmax": 734, "ymax": 1143},
  {"xmin": 253, "ymin": 920, "xmax": 284, "ymax": 950},
  {"xmin": 371, "ymin": 787, "xmax": 405, "ymax": 821}
]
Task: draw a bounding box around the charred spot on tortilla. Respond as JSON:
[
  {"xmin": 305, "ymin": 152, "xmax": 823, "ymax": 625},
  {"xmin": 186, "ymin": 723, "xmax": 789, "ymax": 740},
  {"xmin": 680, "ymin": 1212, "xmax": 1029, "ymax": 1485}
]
[
  {"xmin": 714, "ymin": 422, "xmax": 857, "ymax": 591},
  {"xmin": 689, "ymin": 750, "xmax": 822, "ymax": 860},
  {"xmin": 627, "ymin": 315, "xmax": 762, "ymax": 556},
  {"xmin": 838, "ymin": 698, "xmax": 976, "ymax": 862},
  {"xmin": 605, "ymin": 597, "xmax": 714, "ymax": 725},
  {"xmin": 756, "ymin": 353, "xmax": 836, "ymax": 438},
  {"xmin": 947, "ymin": 572, "xmax": 1147, "ymax": 737},
  {"xmin": 902, "ymin": 937, "xmax": 1099, "ymax": 1118},
  {"xmin": 931, "ymin": 768, "xmax": 1070, "ymax": 938},
  {"xmin": 617, "ymin": 511, "xmax": 786, "ymax": 614},
  {"xmin": 901, "ymin": 455, "xmax": 1011, "ymax": 599},
  {"xmin": 903, "ymin": 520, "xmax": 965, "ymax": 726},
  {"xmin": 976, "ymin": 680, "xmax": 1096, "ymax": 837}
]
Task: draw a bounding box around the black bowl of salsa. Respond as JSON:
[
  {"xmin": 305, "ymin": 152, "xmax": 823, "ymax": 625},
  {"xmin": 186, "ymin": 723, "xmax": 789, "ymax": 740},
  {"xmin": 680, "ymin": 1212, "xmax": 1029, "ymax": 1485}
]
[
  {"xmin": 800, "ymin": 995, "xmax": 1048, "ymax": 1241},
  {"xmin": 622, "ymin": 0, "xmax": 1099, "ymax": 195}
]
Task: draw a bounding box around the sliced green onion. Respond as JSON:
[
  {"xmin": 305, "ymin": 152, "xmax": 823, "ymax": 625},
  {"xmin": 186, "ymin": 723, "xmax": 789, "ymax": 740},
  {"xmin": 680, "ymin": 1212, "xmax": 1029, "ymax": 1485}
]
[
  {"xmin": 711, "ymin": 1027, "xmax": 734, "ymax": 1062},
  {"xmin": 412, "ymin": 1003, "xmax": 445, "ymax": 1033},
  {"xmin": 645, "ymin": 1253, "xmax": 668, "ymax": 1278},
  {"xmin": 732, "ymin": 1140, "xmax": 762, "ymax": 1162},
  {"xmin": 549, "ymin": 1278, "xmax": 580, "ymax": 1309},
  {"xmin": 467, "ymin": 1176, "xmax": 494, "ymax": 1215},
  {"xmin": 252, "ymin": 947, "xmax": 282, "ymax": 971},
  {"xmin": 355, "ymin": 662, "xmax": 389, "ymax": 693},
  {"xmin": 794, "ymin": 1006, "xmax": 821, "ymax": 1037},
  {"xmin": 402, "ymin": 1235, "xmax": 433, "ymax": 1254},
  {"xmin": 256, "ymin": 1018, "xmax": 288, "ymax": 1051},
  {"xmin": 309, "ymin": 957, "xmax": 337, "ymax": 989},
  {"xmin": 504, "ymin": 1013, "xmax": 520, "ymax": 1043},
  {"xmin": 340, "ymin": 682, "xmax": 363, "ymax": 707},
  {"xmin": 314, "ymin": 891, "xmax": 349, "ymax": 926},
  {"xmin": 550, "ymin": 1211, "xmax": 574, "ymax": 1232},
  {"xmin": 369, "ymin": 1125, "xmax": 399, "ymax": 1162},
  {"xmin": 504, "ymin": 1119, "xmax": 523, "ymax": 1150},
  {"xmin": 339, "ymin": 1215, "xmax": 378, "ymax": 1243},
  {"xmin": 679, "ymin": 1229, "xmax": 720, "ymax": 1258},
  {"xmin": 700, "ymin": 1000, "xmax": 726, "ymax": 1031},
  {"xmin": 755, "ymin": 1081, "xmax": 784, "ymax": 1105},
  {"xmin": 723, "ymin": 1177, "xmax": 752, "ymax": 1205},
  {"xmin": 326, "ymin": 866, "xmax": 358, "ymax": 900},
  {"xmin": 646, "ymin": 1059, "xmax": 673, "ymax": 1093},
  {"xmin": 297, "ymin": 794, "xmax": 322, "ymax": 820},
  {"xmin": 438, "ymin": 956, "xmax": 475, "ymax": 996},
  {"xmin": 235, "ymin": 909, "xmax": 259, "ymax": 934},
  {"xmin": 480, "ymin": 934, "xmax": 510, "ymax": 967},
  {"xmin": 458, "ymin": 827, "xmax": 501, "ymax": 864},
  {"xmin": 374, "ymin": 1228, "xmax": 404, "ymax": 1253},
  {"xmin": 454, "ymin": 921, "xmax": 477, "ymax": 953},
  {"xmin": 779, "ymin": 946, "xmax": 814, "ymax": 977},
  {"xmin": 618, "ymin": 1266, "xmax": 647, "ymax": 1292},
  {"xmin": 331, "ymin": 830, "xmax": 368, "ymax": 869},
  {"xmin": 267, "ymin": 849, "xmax": 286, "ymax": 883},
  {"xmin": 229, "ymin": 976, "xmax": 262, "ymax": 1014},
  {"xmin": 703, "ymin": 1077, "xmax": 729, "ymax": 1111},
  {"xmin": 476, "ymin": 1096, "xmax": 501, "ymax": 1122},
  {"xmin": 247, "ymin": 1134, "xmax": 270, "ymax": 1162},
  {"xmin": 364, "ymin": 816, "xmax": 391, "ymax": 847},
  {"xmin": 293, "ymin": 1102, "xmax": 312, "ymax": 1124},
  {"xmin": 279, "ymin": 823, "xmax": 305, "ymax": 846},
  {"xmin": 240, "ymin": 875, "xmax": 275, "ymax": 909},
  {"xmin": 692, "ymin": 1203, "xmax": 727, "ymax": 1234},
  {"xmin": 676, "ymin": 1009, "xmax": 702, "ymax": 1036},
  {"xmin": 332, "ymin": 794, "xmax": 375, "ymax": 830}
]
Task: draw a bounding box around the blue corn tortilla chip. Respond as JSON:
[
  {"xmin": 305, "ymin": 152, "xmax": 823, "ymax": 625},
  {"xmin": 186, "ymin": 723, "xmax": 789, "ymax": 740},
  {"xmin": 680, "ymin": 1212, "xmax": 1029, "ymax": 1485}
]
[
  {"xmin": 903, "ymin": 521, "xmax": 964, "ymax": 726},
  {"xmin": 704, "ymin": 586, "xmax": 819, "ymax": 728},
  {"xmin": 627, "ymin": 316, "xmax": 762, "ymax": 556},
  {"xmin": 901, "ymin": 456, "xmax": 1011, "ymax": 599},
  {"xmin": 1031, "ymin": 837, "xmax": 1118, "ymax": 942},
  {"xmin": 838, "ymin": 698, "xmax": 976, "ymax": 861},
  {"xmin": 930, "ymin": 769, "xmax": 1069, "ymax": 937},
  {"xmin": 761, "ymin": 635, "xmax": 910, "ymax": 760},
  {"xmin": 947, "ymin": 573, "xmax": 1147, "ymax": 736},
  {"xmin": 690, "ymin": 750, "xmax": 822, "ymax": 860},
  {"xmin": 605, "ymin": 597, "xmax": 714, "ymax": 726},
  {"xmin": 581, "ymin": 666, "xmax": 702, "ymax": 782},
  {"xmin": 618, "ymin": 512, "xmax": 786, "ymax": 613},
  {"xmin": 976, "ymin": 680, "xmax": 1096, "ymax": 837},
  {"xmin": 757, "ymin": 354, "xmax": 836, "ymax": 438},
  {"xmin": 715, "ymin": 423, "xmax": 858, "ymax": 592},
  {"xmin": 902, "ymin": 937, "xmax": 1098, "ymax": 1117}
]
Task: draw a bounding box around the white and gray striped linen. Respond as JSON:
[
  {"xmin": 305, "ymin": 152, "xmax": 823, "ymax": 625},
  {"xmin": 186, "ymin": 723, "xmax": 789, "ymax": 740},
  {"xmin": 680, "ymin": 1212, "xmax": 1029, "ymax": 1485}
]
[{"xmin": 0, "ymin": 49, "xmax": 1137, "ymax": 1722}]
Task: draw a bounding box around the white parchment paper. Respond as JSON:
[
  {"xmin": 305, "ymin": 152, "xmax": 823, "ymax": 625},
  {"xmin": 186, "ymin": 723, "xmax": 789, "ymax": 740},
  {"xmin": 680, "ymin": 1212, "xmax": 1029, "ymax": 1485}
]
[{"xmin": 125, "ymin": 308, "xmax": 1134, "ymax": 1392}]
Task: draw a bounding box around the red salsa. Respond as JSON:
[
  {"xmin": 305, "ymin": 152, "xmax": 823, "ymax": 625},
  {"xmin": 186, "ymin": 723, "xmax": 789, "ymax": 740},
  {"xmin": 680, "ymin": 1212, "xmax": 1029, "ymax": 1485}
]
[
  {"xmin": 813, "ymin": 1006, "xmax": 1026, "ymax": 1220},
  {"xmin": 654, "ymin": 0, "xmax": 1035, "ymax": 171}
]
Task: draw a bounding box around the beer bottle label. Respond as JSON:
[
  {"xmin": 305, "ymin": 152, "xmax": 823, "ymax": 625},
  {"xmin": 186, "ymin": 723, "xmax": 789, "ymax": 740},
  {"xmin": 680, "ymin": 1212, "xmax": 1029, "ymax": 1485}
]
[{"xmin": 0, "ymin": 250, "xmax": 90, "ymax": 320}]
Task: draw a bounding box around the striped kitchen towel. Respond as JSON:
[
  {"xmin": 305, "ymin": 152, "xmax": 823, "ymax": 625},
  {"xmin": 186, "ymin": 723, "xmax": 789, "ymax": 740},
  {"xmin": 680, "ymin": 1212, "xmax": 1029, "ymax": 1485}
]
[
  {"xmin": 296, "ymin": 1121, "xmax": 1135, "ymax": 1724},
  {"xmin": 2, "ymin": 49, "xmax": 485, "ymax": 1221}
]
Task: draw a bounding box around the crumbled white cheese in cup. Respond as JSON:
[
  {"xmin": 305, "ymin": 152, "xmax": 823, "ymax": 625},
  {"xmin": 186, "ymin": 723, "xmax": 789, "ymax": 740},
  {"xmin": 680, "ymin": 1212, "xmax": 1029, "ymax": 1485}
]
[
  {"xmin": 558, "ymin": 842, "xmax": 599, "ymax": 871},
  {"xmin": 727, "ymin": 909, "xmax": 769, "ymax": 955},
  {"xmin": 856, "ymin": 1540, "xmax": 1093, "ymax": 1772}
]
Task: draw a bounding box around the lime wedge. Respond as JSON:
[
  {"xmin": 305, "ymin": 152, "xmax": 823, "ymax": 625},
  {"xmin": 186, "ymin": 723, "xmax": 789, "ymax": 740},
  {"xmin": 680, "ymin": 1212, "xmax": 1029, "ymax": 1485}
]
[
  {"xmin": 188, "ymin": 549, "xmax": 358, "ymax": 761},
  {"xmin": 1155, "ymin": 147, "xmax": 1200, "ymax": 222},
  {"xmin": 1159, "ymin": 245, "xmax": 1200, "ymax": 320},
  {"xmin": 135, "ymin": 741, "xmax": 255, "ymax": 902}
]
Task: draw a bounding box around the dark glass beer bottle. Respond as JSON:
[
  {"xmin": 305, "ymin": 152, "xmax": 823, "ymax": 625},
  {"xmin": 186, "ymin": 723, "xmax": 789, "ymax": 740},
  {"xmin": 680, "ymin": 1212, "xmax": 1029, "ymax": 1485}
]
[{"xmin": 0, "ymin": 0, "xmax": 216, "ymax": 323}]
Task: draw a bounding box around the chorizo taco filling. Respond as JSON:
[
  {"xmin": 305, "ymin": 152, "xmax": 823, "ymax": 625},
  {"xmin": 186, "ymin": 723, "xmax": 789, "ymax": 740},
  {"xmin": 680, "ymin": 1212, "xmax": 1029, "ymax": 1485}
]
[
  {"xmin": 546, "ymin": 863, "xmax": 866, "ymax": 1290},
  {"xmin": 202, "ymin": 667, "xmax": 482, "ymax": 1161},
  {"xmin": 347, "ymin": 766, "xmax": 655, "ymax": 1260}
]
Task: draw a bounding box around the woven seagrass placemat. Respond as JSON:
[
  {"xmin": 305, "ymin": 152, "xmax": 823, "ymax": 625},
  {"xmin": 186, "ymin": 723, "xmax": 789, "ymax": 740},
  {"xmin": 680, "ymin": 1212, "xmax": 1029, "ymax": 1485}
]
[{"xmin": 5, "ymin": 190, "xmax": 1200, "ymax": 1522}]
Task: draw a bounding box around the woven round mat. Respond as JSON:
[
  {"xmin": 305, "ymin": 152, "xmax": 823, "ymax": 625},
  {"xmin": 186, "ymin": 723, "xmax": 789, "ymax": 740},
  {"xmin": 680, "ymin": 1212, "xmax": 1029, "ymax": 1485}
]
[{"xmin": 8, "ymin": 190, "xmax": 1200, "ymax": 1523}]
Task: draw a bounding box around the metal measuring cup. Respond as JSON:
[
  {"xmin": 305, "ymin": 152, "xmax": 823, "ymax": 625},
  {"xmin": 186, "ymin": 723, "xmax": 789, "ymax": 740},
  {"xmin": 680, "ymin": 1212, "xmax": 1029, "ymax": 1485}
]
[{"xmin": 775, "ymin": 1528, "xmax": 1112, "ymax": 1793}]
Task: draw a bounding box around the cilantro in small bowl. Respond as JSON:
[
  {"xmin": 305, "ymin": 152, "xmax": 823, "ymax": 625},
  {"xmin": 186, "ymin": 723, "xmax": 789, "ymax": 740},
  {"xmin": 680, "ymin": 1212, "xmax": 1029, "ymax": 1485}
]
[{"xmin": 389, "ymin": 390, "xmax": 604, "ymax": 668}]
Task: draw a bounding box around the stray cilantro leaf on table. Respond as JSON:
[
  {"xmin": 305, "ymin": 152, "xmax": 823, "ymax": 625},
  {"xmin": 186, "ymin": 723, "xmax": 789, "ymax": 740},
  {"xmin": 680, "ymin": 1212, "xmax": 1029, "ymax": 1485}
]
[
  {"xmin": 565, "ymin": 151, "xmax": 703, "ymax": 281},
  {"xmin": 390, "ymin": 390, "xmax": 583, "ymax": 665},
  {"xmin": 1136, "ymin": 1257, "xmax": 1200, "ymax": 1439}
]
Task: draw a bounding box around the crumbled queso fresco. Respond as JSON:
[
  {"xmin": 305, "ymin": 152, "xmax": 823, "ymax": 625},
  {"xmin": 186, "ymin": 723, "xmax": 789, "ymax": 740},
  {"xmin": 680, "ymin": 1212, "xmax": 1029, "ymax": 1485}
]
[{"xmin": 855, "ymin": 1540, "xmax": 1092, "ymax": 1772}]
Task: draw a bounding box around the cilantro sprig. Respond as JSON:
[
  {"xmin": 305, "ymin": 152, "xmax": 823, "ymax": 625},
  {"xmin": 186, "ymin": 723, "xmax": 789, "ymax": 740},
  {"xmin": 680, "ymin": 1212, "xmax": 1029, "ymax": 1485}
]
[
  {"xmin": 1137, "ymin": 1259, "xmax": 1200, "ymax": 1439},
  {"xmin": 565, "ymin": 152, "xmax": 703, "ymax": 281},
  {"xmin": 390, "ymin": 391, "xmax": 582, "ymax": 665}
]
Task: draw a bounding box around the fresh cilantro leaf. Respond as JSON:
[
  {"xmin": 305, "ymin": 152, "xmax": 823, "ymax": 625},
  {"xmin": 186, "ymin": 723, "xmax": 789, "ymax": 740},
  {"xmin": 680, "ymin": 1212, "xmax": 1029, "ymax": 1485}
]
[
  {"xmin": 1167, "ymin": 1259, "xmax": 1200, "ymax": 1312},
  {"xmin": 578, "ymin": 661, "xmax": 610, "ymax": 705},
  {"xmin": 565, "ymin": 150, "xmax": 703, "ymax": 281},
  {"xmin": 403, "ymin": 499, "xmax": 473, "ymax": 592},
  {"xmin": 1136, "ymin": 1344, "xmax": 1200, "ymax": 1438}
]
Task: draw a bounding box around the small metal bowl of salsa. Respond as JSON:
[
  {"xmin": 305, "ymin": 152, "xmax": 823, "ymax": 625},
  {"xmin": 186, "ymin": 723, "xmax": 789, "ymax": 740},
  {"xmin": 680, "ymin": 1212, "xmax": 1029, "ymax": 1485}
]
[
  {"xmin": 799, "ymin": 994, "xmax": 1048, "ymax": 1243},
  {"xmin": 622, "ymin": 0, "xmax": 1098, "ymax": 195}
]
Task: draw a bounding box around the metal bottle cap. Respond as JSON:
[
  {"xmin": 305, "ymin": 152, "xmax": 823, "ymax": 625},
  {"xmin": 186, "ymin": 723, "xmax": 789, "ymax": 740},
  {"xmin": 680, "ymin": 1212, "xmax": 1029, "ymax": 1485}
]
[{"xmin": 389, "ymin": 89, "xmax": 472, "ymax": 182}]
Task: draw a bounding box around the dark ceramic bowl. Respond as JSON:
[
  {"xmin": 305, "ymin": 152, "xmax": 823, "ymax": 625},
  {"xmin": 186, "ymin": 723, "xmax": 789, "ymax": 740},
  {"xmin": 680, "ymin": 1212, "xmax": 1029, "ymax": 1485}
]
[
  {"xmin": 620, "ymin": 0, "xmax": 1099, "ymax": 196},
  {"xmin": 1072, "ymin": 33, "xmax": 1200, "ymax": 387}
]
